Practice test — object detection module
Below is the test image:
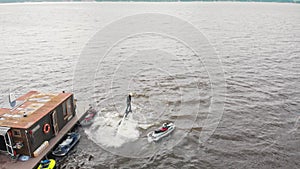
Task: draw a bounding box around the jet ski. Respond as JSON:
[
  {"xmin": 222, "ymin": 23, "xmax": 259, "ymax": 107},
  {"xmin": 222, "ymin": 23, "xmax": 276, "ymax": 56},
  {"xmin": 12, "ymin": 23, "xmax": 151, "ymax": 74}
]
[
  {"xmin": 37, "ymin": 159, "xmax": 56, "ymax": 169},
  {"xmin": 52, "ymin": 132, "xmax": 80, "ymax": 157},
  {"xmin": 147, "ymin": 122, "xmax": 175, "ymax": 142},
  {"xmin": 80, "ymin": 107, "xmax": 97, "ymax": 127}
]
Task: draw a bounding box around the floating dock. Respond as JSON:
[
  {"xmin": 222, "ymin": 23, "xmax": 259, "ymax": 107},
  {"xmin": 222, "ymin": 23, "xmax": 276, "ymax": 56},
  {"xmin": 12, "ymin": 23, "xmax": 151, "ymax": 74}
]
[
  {"xmin": 0, "ymin": 115, "xmax": 79, "ymax": 169},
  {"xmin": 0, "ymin": 91, "xmax": 89, "ymax": 169}
]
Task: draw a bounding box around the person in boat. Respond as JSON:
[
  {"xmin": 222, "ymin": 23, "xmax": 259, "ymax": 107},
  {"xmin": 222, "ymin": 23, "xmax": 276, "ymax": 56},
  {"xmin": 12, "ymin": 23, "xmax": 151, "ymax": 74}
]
[
  {"xmin": 154, "ymin": 123, "xmax": 169, "ymax": 134},
  {"xmin": 161, "ymin": 123, "xmax": 169, "ymax": 131},
  {"xmin": 124, "ymin": 93, "xmax": 132, "ymax": 118}
]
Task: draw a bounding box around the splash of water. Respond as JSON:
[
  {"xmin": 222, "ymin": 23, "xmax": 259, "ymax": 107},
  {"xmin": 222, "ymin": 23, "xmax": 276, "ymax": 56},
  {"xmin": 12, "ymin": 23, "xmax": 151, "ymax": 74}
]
[{"xmin": 85, "ymin": 110, "xmax": 141, "ymax": 148}]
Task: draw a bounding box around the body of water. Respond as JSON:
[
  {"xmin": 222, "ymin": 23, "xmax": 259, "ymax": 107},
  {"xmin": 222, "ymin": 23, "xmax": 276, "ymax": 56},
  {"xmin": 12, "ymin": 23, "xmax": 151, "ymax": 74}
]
[{"xmin": 0, "ymin": 2, "xmax": 299, "ymax": 169}]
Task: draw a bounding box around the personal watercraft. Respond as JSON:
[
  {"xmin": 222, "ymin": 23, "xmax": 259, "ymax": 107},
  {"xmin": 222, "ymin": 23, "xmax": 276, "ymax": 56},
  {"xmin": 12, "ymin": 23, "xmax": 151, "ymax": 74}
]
[
  {"xmin": 147, "ymin": 122, "xmax": 175, "ymax": 142},
  {"xmin": 80, "ymin": 108, "xmax": 97, "ymax": 127},
  {"xmin": 52, "ymin": 132, "xmax": 80, "ymax": 157},
  {"xmin": 37, "ymin": 159, "xmax": 56, "ymax": 169}
]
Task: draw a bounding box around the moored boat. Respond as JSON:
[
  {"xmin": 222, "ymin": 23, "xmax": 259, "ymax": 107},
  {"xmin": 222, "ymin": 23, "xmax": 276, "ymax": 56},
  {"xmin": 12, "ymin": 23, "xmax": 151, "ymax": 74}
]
[
  {"xmin": 80, "ymin": 108, "xmax": 97, "ymax": 127},
  {"xmin": 52, "ymin": 132, "xmax": 80, "ymax": 157},
  {"xmin": 37, "ymin": 159, "xmax": 56, "ymax": 169}
]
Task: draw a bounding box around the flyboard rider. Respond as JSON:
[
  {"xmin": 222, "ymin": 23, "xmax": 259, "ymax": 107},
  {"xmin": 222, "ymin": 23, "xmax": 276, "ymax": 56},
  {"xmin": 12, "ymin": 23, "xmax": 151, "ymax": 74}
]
[{"xmin": 124, "ymin": 93, "xmax": 132, "ymax": 118}]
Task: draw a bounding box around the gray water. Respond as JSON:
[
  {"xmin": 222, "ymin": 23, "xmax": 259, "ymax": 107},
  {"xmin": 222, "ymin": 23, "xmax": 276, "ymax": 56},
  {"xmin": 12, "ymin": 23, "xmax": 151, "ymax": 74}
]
[{"xmin": 0, "ymin": 2, "xmax": 299, "ymax": 169}]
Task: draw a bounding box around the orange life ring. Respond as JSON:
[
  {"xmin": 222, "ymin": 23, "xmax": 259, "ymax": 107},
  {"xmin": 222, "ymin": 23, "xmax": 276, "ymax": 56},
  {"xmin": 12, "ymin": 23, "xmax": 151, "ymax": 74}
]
[{"xmin": 43, "ymin": 124, "xmax": 50, "ymax": 134}]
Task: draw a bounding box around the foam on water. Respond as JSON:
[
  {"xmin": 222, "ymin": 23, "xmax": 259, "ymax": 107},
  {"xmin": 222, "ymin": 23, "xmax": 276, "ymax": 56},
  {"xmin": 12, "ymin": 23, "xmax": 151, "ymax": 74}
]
[{"xmin": 86, "ymin": 107, "xmax": 142, "ymax": 148}]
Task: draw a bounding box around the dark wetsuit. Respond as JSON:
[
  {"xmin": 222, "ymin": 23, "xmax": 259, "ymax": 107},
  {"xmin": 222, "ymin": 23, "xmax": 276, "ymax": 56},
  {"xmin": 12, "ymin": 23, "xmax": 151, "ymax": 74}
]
[{"xmin": 125, "ymin": 94, "xmax": 132, "ymax": 118}]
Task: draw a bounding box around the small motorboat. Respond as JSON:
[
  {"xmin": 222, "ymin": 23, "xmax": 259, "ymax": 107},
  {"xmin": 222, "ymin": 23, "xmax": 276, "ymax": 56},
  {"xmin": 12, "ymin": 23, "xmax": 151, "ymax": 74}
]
[
  {"xmin": 80, "ymin": 108, "xmax": 97, "ymax": 127},
  {"xmin": 37, "ymin": 159, "xmax": 56, "ymax": 169},
  {"xmin": 52, "ymin": 132, "xmax": 80, "ymax": 157},
  {"xmin": 147, "ymin": 122, "xmax": 175, "ymax": 142}
]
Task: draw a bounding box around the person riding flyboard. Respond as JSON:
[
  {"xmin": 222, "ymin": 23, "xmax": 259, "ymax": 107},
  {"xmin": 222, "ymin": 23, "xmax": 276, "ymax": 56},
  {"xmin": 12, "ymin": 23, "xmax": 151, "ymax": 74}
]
[
  {"xmin": 124, "ymin": 93, "xmax": 132, "ymax": 118},
  {"xmin": 118, "ymin": 93, "xmax": 133, "ymax": 125}
]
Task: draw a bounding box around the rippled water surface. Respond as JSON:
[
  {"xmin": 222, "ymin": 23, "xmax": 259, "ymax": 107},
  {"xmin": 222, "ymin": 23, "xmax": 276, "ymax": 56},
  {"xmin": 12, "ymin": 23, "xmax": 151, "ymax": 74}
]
[{"xmin": 0, "ymin": 2, "xmax": 299, "ymax": 169}]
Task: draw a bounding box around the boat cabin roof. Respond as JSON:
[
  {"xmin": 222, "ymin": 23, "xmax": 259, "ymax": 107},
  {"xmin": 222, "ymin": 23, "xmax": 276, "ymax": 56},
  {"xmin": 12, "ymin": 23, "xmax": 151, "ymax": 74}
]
[{"xmin": 0, "ymin": 91, "xmax": 72, "ymax": 129}]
